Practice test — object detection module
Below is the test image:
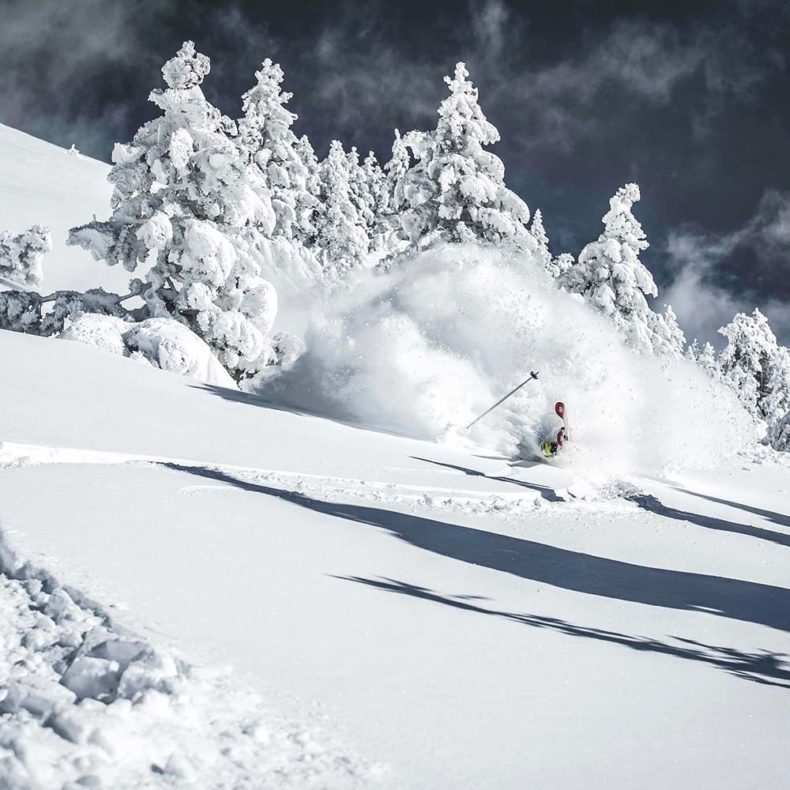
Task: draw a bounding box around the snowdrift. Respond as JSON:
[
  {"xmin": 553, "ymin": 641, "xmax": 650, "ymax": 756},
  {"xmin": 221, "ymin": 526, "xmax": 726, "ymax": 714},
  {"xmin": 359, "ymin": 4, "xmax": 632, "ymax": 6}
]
[
  {"xmin": 266, "ymin": 244, "xmax": 756, "ymax": 478},
  {"xmin": 60, "ymin": 314, "xmax": 237, "ymax": 388}
]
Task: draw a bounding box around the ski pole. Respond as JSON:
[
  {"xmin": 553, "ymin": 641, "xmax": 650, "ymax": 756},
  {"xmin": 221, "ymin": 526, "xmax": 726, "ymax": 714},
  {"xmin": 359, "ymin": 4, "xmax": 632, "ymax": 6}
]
[{"xmin": 465, "ymin": 371, "xmax": 539, "ymax": 431}]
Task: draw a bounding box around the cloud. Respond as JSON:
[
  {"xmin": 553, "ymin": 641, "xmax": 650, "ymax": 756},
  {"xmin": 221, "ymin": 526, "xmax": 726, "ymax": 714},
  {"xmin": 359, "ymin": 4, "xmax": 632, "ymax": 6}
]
[
  {"xmin": 1, "ymin": 0, "xmax": 786, "ymax": 164},
  {"xmin": 496, "ymin": 16, "xmax": 786, "ymax": 154},
  {"xmin": 0, "ymin": 0, "xmax": 172, "ymax": 153},
  {"xmin": 664, "ymin": 192, "xmax": 790, "ymax": 345}
]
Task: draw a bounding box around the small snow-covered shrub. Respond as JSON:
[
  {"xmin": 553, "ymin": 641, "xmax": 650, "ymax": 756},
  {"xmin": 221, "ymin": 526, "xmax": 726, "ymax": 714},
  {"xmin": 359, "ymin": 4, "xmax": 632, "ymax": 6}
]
[{"xmin": 0, "ymin": 225, "xmax": 51, "ymax": 288}]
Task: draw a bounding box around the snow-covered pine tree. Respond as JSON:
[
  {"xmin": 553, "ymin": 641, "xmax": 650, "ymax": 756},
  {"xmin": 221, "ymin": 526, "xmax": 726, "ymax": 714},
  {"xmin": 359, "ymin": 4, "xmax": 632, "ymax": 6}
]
[
  {"xmin": 237, "ymin": 58, "xmax": 319, "ymax": 246},
  {"xmin": 294, "ymin": 135, "xmax": 321, "ymax": 204},
  {"xmin": 396, "ymin": 63, "xmax": 531, "ymax": 249},
  {"xmin": 653, "ymin": 304, "xmax": 686, "ymax": 357},
  {"xmin": 345, "ymin": 147, "xmax": 375, "ymax": 237},
  {"xmin": 68, "ymin": 41, "xmax": 279, "ymax": 379},
  {"xmin": 361, "ymin": 151, "xmax": 388, "ymax": 244},
  {"xmin": 562, "ymin": 183, "xmax": 684, "ymax": 355},
  {"xmin": 686, "ymin": 339, "xmax": 721, "ymax": 379},
  {"xmin": 315, "ymin": 140, "xmax": 369, "ymax": 278},
  {"xmin": 718, "ymin": 308, "xmax": 779, "ymax": 419},
  {"xmin": 383, "ymin": 130, "xmax": 411, "ymax": 218},
  {"xmin": 0, "ymin": 225, "xmax": 51, "ymax": 288},
  {"xmin": 530, "ymin": 209, "xmax": 551, "ymax": 270},
  {"xmin": 547, "ymin": 252, "xmax": 574, "ymax": 280},
  {"xmin": 765, "ymin": 346, "xmax": 790, "ymax": 451},
  {"xmin": 375, "ymin": 130, "xmax": 413, "ymax": 257}
]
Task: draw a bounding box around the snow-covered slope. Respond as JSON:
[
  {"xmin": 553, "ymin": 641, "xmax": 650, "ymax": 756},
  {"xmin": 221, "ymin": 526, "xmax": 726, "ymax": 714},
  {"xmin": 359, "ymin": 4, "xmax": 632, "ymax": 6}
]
[
  {"xmin": 1, "ymin": 329, "xmax": 789, "ymax": 789},
  {"xmin": 0, "ymin": 124, "xmax": 128, "ymax": 294},
  {"xmin": 1, "ymin": 125, "xmax": 788, "ymax": 789}
]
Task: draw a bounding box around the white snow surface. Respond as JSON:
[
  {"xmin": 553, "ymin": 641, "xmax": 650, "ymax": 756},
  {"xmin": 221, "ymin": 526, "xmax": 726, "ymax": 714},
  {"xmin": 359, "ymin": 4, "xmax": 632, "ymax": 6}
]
[
  {"xmin": 0, "ymin": 125, "xmax": 129, "ymax": 295},
  {"xmin": 0, "ymin": 520, "xmax": 370, "ymax": 789},
  {"xmin": 1, "ymin": 329, "xmax": 789, "ymax": 789},
  {"xmin": 1, "ymin": 125, "xmax": 789, "ymax": 789}
]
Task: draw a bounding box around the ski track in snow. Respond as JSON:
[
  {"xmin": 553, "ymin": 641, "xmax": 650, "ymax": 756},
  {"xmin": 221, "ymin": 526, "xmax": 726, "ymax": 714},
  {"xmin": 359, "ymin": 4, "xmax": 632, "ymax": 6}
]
[{"xmin": 0, "ymin": 441, "xmax": 636, "ymax": 521}]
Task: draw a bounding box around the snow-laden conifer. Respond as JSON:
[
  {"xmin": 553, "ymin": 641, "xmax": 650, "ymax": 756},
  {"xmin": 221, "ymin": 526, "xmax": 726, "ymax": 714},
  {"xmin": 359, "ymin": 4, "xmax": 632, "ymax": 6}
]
[
  {"xmin": 238, "ymin": 58, "xmax": 319, "ymax": 245},
  {"xmin": 562, "ymin": 183, "xmax": 684, "ymax": 355},
  {"xmin": 718, "ymin": 308, "xmax": 778, "ymax": 419},
  {"xmin": 765, "ymin": 346, "xmax": 790, "ymax": 451},
  {"xmin": 384, "ymin": 130, "xmax": 411, "ymax": 217},
  {"xmin": 345, "ymin": 147, "xmax": 375, "ymax": 237},
  {"xmin": 315, "ymin": 140, "xmax": 369, "ymax": 278},
  {"xmin": 68, "ymin": 42, "xmax": 279, "ymax": 379},
  {"xmin": 396, "ymin": 63, "xmax": 531, "ymax": 249},
  {"xmin": 686, "ymin": 340, "xmax": 721, "ymax": 379},
  {"xmin": 361, "ymin": 151, "xmax": 388, "ymax": 241},
  {"xmin": 530, "ymin": 209, "xmax": 552, "ymax": 270},
  {"xmin": 654, "ymin": 305, "xmax": 686, "ymax": 357}
]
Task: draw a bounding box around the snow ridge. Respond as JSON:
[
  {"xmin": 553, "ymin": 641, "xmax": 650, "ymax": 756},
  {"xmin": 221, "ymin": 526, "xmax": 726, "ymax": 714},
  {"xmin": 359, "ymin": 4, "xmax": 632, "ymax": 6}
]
[{"xmin": 0, "ymin": 528, "xmax": 373, "ymax": 789}]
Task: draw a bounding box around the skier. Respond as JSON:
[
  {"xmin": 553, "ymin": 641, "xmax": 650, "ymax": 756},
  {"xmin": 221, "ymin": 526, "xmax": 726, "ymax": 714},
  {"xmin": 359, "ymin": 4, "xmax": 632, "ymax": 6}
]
[
  {"xmin": 542, "ymin": 426, "xmax": 567, "ymax": 458},
  {"xmin": 541, "ymin": 401, "xmax": 570, "ymax": 459}
]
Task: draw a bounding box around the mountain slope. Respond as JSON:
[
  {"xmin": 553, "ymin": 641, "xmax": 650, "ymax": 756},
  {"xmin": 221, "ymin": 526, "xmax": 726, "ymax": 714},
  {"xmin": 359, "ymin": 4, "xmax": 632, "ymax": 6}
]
[
  {"xmin": 1, "ymin": 125, "xmax": 788, "ymax": 789},
  {"xmin": 1, "ymin": 329, "xmax": 789, "ymax": 789},
  {"xmin": 0, "ymin": 123, "xmax": 128, "ymax": 294}
]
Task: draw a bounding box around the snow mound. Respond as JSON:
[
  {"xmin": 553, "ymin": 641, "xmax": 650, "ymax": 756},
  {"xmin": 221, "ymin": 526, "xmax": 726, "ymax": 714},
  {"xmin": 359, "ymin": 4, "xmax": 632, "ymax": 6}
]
[
  {"xmin": 60, "ymin": 314, "xmax": 237, "ymax": 388},
  {"xmin": 267, "ymin": 244, "xmax": 756, "ymax": 478},
  {"xmin": 0, "ymin": 528, "xmax": 372, "ymax": 789}
]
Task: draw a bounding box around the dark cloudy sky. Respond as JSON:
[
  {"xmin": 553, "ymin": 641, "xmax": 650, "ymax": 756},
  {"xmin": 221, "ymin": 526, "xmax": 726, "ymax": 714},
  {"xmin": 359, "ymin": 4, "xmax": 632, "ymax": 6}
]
[{"xmin": 1, "ymin": 0, "xmax": 789, "ymax": 343}]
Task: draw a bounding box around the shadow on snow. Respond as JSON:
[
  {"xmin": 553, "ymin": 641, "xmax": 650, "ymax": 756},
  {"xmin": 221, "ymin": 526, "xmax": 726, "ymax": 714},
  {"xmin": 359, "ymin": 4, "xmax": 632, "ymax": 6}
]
[
  {"xmin": 413, "ymin": 456, "xmax": 790, "ymax": 548},
  {"xmin": 160, "ymin": 462, "xmax": 790, "ymax": 635},
  {"xmin": 669, "ymin": 487, "xmax": 790, "ymax": 531},
  {"xmin": 626, "ymin": 493, "xmax": 790, "ymax": 550},
  {"xmin": 410, "ymin": 456, "xmax": 568, "ymax": 502},
  {"xmin": 336, "ymin": 575, "xmax": 790, "ymax": 689}
]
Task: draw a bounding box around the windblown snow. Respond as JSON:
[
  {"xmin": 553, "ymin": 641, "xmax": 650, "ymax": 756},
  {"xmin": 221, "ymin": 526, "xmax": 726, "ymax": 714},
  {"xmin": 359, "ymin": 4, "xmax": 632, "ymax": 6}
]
[{"xmin": 271, "ymin": 244, "xmax": 755, "ymax": 478}]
